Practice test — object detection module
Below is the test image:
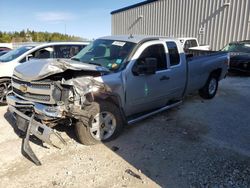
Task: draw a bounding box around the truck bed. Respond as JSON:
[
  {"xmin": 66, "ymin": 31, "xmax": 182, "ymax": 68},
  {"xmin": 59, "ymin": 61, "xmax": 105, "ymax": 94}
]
[{"xmin": 186, "ymin": 51, "xmax": 229, "ymax": 94}]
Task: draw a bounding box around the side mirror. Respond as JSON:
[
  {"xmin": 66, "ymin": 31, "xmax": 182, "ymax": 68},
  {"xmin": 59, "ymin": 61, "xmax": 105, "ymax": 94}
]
[
  {"xmin": 133, "ymin": 57, "xmax": 158, "ymax": 75},
  {"xmin": 26, "ymin": 54, "xmax": 33, "ymax": 61}
]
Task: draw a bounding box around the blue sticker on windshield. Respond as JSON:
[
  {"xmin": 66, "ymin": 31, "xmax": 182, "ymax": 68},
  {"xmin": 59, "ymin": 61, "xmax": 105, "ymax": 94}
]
[
  {"xmin": 107, "ymin": 63, "xmax": 112, "ymax": 67},
  {"xmin": 116, "ymin": 59, "xmax": 122, "ymax": 64}
]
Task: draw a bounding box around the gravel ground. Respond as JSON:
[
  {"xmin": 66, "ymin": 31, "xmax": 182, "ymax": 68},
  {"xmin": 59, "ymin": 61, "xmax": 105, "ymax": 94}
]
[{"xmin": 0, "ymin": 74, "xmax": 249, "ymax": 188}]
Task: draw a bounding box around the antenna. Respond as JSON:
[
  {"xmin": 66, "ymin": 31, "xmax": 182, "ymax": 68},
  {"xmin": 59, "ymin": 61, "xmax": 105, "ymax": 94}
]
[{"xmin": 128, "ymin": 15, "xmax": 143, "ymax": 37}]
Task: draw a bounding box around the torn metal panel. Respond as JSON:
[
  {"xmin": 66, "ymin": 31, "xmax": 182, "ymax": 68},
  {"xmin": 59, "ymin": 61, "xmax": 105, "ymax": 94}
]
[
  {"xmin": 14, "ymin": 58, "xmax": 110, "ymax": 81},
  {"xmin": 62, "ymin": 76, "xmax": 108, "ymax": 97},
  {"xmin": 9, "ymin": 105, "xmax": 67, "ymax": 165}
]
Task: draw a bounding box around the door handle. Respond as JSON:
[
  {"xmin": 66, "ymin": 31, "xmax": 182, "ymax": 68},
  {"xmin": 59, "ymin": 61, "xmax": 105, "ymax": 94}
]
[{"xmin": 160, "ymin": 76, "xmax": 170, "ymax": 81}]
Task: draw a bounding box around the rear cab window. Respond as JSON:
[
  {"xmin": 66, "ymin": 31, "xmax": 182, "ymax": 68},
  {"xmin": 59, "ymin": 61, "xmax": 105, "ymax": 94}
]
[
  {"xmin": 184, "ymin": 39, "xmax": 198, "ymax": 49},
  {"xmin": 166, "ymin": 42, "xmax": 180, "ymax": 66}
]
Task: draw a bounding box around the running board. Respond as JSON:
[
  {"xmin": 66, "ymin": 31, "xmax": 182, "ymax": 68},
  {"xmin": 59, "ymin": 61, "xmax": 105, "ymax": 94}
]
[{"xmin": 127, "ymin": 101, "xmax": 182, "ymax": 125}]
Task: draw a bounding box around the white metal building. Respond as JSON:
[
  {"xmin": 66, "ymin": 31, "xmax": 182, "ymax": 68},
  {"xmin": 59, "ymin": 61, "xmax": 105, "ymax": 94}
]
[{"xmin": 111, "ymin": 0, "xmax": 250, "ymax": 50}]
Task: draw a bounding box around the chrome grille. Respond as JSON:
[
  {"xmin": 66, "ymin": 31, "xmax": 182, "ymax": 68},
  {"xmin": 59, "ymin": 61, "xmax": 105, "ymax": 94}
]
[
  {"xmin": 13, "ymin": 88, "xmax": 50, "ymax": 102},
  {"xmin": 12, "ymin": 77, "xmax": 56, "ymax": 104},
  {"xmin": 12, "ymin": 78, "xmax": 51, "ymax": 89}
]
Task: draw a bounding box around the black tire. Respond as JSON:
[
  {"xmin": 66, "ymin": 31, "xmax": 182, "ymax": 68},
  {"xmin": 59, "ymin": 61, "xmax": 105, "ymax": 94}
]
[
  {"xmin": 75, "ymin": 100, "xmax": 124, "ymax": 145},
  {"xmin": 199, "ymin": 74, "xmax": 218, "ymax": 99},
  {"xmin": 0, "ymin": 78, "xmax": 11, "ymax": 105}
]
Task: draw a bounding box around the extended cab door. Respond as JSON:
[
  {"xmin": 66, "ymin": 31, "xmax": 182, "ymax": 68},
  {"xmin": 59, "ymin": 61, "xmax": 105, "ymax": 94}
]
[
  {"xmin": 124, "ymin": 40, "xmax": 186, "ymax": 116},
  {"xmin": 164, "ymin": 41, "xmax": 187, "ymax": 100},
  {"xmin": 124, "ymin": 41, "xmax": 168, "ymax": 116}
]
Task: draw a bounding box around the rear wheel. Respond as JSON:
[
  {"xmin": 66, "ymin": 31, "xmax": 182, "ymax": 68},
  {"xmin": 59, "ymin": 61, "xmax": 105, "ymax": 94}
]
[
  {"xmin": 75, "ymin": 101, "xmax": 124, "ymax": 145},
  {"xmin": 199, "ymin": 75, "xmax": 218, "ymax": 99},
  {"xmin": 0, "ymin": 78, "xmax": 11, "ymax": 105}
]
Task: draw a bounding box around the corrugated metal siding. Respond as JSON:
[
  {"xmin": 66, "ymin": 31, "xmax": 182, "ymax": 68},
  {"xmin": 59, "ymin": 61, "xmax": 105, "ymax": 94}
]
[{"xmin": 111, "ymin": 0, "xmax": 250, "ymax": 50}]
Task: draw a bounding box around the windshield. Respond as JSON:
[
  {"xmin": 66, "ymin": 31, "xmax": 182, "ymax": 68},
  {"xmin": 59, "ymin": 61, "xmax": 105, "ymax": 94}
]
[
  {"xmin": 222, "ymin": 43, "xmax": 250, "ymax": 53},
  {"xmin": 0, "ymin": 46, "xmax": 34, "ymax": 62},
  {"xmin": 73, "ymin": 39, "xmax": 135, "ymax": 71}
]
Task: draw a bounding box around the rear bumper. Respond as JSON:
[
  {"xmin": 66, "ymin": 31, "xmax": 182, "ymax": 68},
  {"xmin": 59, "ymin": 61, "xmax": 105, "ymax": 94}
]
[{"xmin": 7, "ymin": 94, "xmax": 66, "ymax": 165}]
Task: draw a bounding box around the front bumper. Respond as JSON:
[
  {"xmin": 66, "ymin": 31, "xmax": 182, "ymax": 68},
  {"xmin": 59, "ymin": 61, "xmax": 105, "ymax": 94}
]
[
  {"xmin": 7, "ymin": 95, "xmax": 65, "ymax": 119},
  {"xmin": 7, "ymin": 94, "xmax": 66, "ymax": 165}
]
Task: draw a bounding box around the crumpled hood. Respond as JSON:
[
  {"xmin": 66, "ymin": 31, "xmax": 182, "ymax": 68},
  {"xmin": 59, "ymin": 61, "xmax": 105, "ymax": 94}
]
[{"xmin": 14, "ymin": 58, "xmax": 109, "ymax": 81}]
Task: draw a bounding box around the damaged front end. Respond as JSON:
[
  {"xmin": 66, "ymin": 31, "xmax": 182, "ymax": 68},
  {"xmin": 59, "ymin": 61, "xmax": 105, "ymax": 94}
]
[{"xmin": 7, "ymin": 59, "xmax": 109, "ymax": 165}]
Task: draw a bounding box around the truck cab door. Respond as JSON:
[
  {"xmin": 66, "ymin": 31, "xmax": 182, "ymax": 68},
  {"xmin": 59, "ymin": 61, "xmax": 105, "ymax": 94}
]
[{"xmin": 124, "ymin": 41, "xmax": 171, "ymax": 116}]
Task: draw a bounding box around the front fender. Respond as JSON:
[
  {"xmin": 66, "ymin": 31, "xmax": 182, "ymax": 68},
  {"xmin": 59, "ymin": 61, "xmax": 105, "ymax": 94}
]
[
  {"xmin": 94, "ymin": 92, "xmax": 127, "ymax": 124},
  {"xmin": 0, "ymin": 62, "xmax": 18, "ymax": 77}
]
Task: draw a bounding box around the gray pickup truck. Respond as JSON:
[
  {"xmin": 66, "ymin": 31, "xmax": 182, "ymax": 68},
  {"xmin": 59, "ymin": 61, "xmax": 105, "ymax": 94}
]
[{"xmin": 7, "ymin": 35, "xmax": 229, "ymax": 165}]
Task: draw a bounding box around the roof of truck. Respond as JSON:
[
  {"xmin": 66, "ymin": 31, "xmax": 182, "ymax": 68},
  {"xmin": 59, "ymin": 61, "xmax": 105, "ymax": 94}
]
[
  {"xmin": 99, "ymin": 35, "xmax": 177, "ymax": 44},
  {"xmin": 178, "ymin": 37, "xmax": 197, "ymax": 41}
]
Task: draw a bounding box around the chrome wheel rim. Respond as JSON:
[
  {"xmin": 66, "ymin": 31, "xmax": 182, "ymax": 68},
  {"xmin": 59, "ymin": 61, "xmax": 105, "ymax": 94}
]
[
  {"xmin": 208, "ymin": 78, "xmax": 217, "ymax": 95},
  {"xmin": 0, "ymin": 81, "xmax": 11, "ymax": 102},
  {"xmin": 90, "ymin": 111, "xmax": 116, "ymax": 141}
]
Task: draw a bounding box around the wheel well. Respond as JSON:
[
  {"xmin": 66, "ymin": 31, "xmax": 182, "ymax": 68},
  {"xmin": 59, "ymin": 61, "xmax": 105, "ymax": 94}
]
[
  {"xmin": 210, "ymin": 68, "xmax": 222, "ymax": 79},
  {"xmin": 94, "ymin": 94, "xmax": 121, "ymax": 108},
  {"xmin": 94, "ymin": 94, "xmax": 127, "ymax": 124},
  {"xmin": 0, "ymin": 77, "xmax": 11, "ymax": 80}
]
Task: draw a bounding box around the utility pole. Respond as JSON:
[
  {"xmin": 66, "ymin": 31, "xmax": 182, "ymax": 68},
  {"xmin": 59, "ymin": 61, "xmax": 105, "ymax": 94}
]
[{"xmin": 64, "ymin": 23, "xmax": 67, "ymax": 35}]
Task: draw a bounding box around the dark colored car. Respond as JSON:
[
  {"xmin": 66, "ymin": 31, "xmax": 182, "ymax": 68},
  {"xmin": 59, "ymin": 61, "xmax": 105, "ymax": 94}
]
[
  {"xmin": 0, "ymin": 47, "xmax": 11, "ymax": 52},
  {"xmin": 0, "ymin": 50, "xmax": 10, "ymax": 57},
  {"xmin": 222, "ymin": 40, "xmax": 250, "ymax": 73},
  {"xmin": 0, "ymin": 47, "xmax": 11, "ymax": 57}
]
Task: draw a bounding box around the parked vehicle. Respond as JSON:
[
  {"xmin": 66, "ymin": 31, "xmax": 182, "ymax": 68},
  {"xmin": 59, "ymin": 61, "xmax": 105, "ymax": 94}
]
[
  {"xmin": 0, "ymin": 42, "xmax": 89, "ymax": 104},
  {"xmin": 0, "ymin": 50, "xmax": 10, "ymax": 57},
  {"xmin": 221, "ymin": 40, "xmax": 250, "ymax": 73},
  {"xmin": 0, "ymin": 47, "xmax": 12, "ymax": 52},
  {"xmin": 0, "ymin": 43, "xmax": 13, "ymax": 50},
  {"xmin": 179, "ymin": 37, "xmax": 210, "ymax": 51},
  {"xmin": 0, "ymin": 47, "xmax": 12, "ymax": 57},
  {"xmin": 7, "ymin": 35, "xmax": 229, "ymax": 165}
]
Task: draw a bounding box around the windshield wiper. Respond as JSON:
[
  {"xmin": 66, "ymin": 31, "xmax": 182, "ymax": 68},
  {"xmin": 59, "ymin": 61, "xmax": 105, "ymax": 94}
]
[
  {"xmin": 71, "ymin": 57, "xmax": 80, "ymax": 61},
  {"xmin": 87, "ymin": 62, "xmax": 111, "ymax": 72},
  {"xmin": 88, "ymin": 62, "xmax": 102, "ymax": 66},
  {"xmin": 71, "ymin": 59, "xmax": 110, "ymax": 72}
]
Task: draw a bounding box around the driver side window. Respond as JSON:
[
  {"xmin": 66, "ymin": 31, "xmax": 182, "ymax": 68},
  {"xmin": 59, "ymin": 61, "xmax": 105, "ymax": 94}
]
[
  {"xmin": 138, "ymin": 44, "xmax": 167, "ymax": 71},
  {"xmin": 32, "ymin": 46, "xmax": 53, "ymax": 59}
]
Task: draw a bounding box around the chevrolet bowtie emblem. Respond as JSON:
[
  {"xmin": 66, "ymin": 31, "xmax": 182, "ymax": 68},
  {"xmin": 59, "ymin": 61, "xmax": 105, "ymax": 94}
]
[{"xmin": 19, "ymin": 84, "xmax": 28, "ymax": 93}]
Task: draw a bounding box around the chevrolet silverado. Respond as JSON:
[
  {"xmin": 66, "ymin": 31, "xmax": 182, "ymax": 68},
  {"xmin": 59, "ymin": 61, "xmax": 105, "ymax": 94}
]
[{"xmin": 7, "ymin": 35, "xmax": 229, "ymax": 165}]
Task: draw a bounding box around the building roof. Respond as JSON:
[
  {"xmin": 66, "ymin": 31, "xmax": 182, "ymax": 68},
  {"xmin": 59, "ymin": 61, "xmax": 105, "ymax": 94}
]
[{"xmin": 111, "ymin": 0, "xmax": 158, "ymax": 15}]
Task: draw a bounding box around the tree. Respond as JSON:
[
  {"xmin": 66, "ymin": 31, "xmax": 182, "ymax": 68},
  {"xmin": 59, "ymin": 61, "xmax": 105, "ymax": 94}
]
[{"xmin": 0, "ymin": 30, "xmax": 85, "ymax": 43}]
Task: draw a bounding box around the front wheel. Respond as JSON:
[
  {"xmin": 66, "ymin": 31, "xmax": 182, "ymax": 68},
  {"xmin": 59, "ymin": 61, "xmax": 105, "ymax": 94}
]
[
  {"xmin": 75, "ymin": 101, "xmax": 124, "ymax": 145},
  {"xmin": 199, "ymin": 75, "xmax": 218, "ymax": 99},
  {"xmin": 0, "ymin": 78, "xmax": 11, "ymax": 105}
]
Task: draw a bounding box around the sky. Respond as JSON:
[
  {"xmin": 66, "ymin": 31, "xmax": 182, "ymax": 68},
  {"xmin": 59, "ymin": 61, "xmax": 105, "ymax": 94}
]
[{"xmin": 0, "ymin": 0, "xmax": 143, "ymax": 39}]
